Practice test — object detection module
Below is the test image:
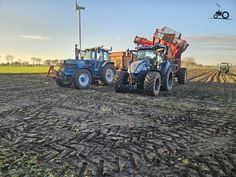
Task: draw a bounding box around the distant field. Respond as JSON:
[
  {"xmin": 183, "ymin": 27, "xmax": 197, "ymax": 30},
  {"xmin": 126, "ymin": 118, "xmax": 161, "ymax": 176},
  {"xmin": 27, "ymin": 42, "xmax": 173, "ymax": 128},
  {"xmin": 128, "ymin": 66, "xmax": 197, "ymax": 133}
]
[{"xmin": 0, "ymin": 66, "xmax": 59, "ymax": 74}]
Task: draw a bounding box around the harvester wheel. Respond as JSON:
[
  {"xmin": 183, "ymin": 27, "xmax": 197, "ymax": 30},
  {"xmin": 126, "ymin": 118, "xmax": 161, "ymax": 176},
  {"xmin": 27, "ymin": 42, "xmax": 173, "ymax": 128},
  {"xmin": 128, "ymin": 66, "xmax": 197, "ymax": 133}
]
[
  {"xmin": 144, "ymin": 71, "xmax": 161, "ymax": 96},
  {"xmin": 114, "ymin": 70, "xmax": 128, "ymax": 93},
  {"xmin": 100, "ymin": 64, "xmax": 116, "ymax": 85},
  {"xmin": 161, "ymin": 67, "xmax": 173, "ymax": 91},
  {"xmin": 177, "ymin": 68, "xmax": 187, "ymax": 84},
  {"xmin": 73, "ymin": 69, "xmax": 92, "ymax": 89},
  {"xmin": 55, "ymin": 72, "xmax": 71, "ymax": 87}
]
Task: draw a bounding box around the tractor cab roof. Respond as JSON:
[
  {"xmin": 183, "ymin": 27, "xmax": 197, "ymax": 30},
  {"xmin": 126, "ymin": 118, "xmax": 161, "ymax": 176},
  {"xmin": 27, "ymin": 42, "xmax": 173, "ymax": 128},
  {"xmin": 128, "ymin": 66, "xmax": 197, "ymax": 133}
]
[
  {"xmin": 84, "ymin": 46, "xmax": 112, "ymax": 52},
  {"xmin": 220, "ymin": 63, "xmax": 232, "ymax": 66},
  {"xmin": 136, "ymin": 44, "xmax": 168, "ymax": 51}
]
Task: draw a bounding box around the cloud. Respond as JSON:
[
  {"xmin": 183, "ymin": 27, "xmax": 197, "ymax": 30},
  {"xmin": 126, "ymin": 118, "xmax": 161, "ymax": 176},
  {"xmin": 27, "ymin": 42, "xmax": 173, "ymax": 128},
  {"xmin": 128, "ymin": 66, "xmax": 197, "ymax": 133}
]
[
  {"xmin": 186, "ymin": 34, "xmax": 236, "ymax": 46},
  {"xmin": 20, "ymin": 35, "xmax": 50, "ymax": 40}
]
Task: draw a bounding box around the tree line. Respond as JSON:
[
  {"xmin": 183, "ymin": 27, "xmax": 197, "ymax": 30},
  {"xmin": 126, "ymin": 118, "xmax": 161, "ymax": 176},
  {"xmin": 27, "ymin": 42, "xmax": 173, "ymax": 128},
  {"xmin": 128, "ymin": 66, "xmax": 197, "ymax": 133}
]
[{"xmin": 0, "ymin": 55, "xmax": 63, "ymax": 66}]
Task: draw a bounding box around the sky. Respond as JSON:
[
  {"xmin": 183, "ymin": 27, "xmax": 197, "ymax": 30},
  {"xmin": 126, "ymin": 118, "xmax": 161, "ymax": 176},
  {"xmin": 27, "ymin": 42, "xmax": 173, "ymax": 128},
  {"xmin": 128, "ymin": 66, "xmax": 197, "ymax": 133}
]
[{"xmin": 0, "ymin": 0, "xmax": 236, "ymax": 65}]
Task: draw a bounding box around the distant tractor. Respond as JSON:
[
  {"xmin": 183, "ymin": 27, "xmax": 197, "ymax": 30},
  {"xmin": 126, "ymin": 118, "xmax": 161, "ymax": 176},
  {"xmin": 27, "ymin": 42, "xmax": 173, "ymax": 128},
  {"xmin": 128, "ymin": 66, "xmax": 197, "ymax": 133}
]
[
  {"xmin": 219, "ymin": 63, "xmax": 232, "ymax": 74},
  {"xmin": 114, "ymin": 45, "xmax": 187, "ymax": 96},
  {"xmin": 56, "ymin": 46, "xmax": 116, "ymax": 89}
]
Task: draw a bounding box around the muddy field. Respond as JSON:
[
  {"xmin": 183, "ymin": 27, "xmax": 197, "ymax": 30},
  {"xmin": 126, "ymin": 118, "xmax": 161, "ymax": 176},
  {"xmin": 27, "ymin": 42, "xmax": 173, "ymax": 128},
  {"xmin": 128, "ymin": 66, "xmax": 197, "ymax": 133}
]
[
  {"xmin": 188, "ymin": 68, "xmax": 236, "ymax": 84},
  {"xmin": 0, "ymin": 69, "xmax": 236, "ymax": 177}
]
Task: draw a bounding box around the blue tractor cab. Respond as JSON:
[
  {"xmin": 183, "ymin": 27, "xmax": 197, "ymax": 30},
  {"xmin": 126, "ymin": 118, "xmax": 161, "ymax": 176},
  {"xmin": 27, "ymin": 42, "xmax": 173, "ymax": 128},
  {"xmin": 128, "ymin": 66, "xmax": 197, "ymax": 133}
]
[
  {"xmin": 114, "ymin": 44, "xmax": 178, "ymax": 96},
  {"xmin": 56, "ymin": 46, "xmax": 116, "ymax": 89}
]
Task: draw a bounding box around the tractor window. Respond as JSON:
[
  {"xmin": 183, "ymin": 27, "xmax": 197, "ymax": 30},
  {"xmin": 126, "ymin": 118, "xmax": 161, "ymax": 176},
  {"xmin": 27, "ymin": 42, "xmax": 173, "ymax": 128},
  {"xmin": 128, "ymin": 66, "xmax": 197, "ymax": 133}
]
[
  {"xmin": 137, "ymin": 50, "xmax": 157, "ymax": 61},
  {"xmin": 103, "ymin": 51, "xmax": 109, "ymax": 61},
  {"xmin": 97, "ymin": 51, "xmax": 103, "ymax": 61},
  {"xmin": 83, "ymin": 50, "xmax": 96, "ymax": 60}
]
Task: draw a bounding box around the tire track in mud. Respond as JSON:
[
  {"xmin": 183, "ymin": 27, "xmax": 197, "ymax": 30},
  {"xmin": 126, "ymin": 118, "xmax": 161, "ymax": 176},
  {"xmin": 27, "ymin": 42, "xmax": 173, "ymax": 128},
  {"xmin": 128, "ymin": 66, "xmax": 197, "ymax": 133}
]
[
  {"xmin": 189, "ymin": 70, "xmax": 236, "ymax": 84},
  {"xmin": 205, "ymin": 71, "xmax": 218, "ymax": 82},
  {"xmin": 199, "ymin": 71, "xmax": 218, "ymax": 82},
  {"xmin": 188, "ymin": 70, "xmax": 214, "ymax": 81},
  {"xmin": 0, "ymin": 74, "xmax": 236, "ymax": 177}
]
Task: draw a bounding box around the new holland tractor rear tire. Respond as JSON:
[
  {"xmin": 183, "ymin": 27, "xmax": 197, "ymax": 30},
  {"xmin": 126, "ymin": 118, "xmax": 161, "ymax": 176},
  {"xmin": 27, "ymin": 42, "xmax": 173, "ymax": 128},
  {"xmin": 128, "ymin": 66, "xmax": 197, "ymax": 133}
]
[
  {"xmin": 55, "ymin": 72, "xmax": 71, "ymax": 87},
  {"xmin": 144, "ymin": 71, "xmax": 161, "ymax": 96},
  {"xmin": 114, "ymin": 70, "xmax": 128, "ymax": 93},
  {"xmin": 73, "ymin": 69, "xmax": 92, "ymax": 89},
  {"xmin": 100, "ymin": 64, "xmax": 116, "ymax": 86},
  {"xmin": 161, "ymin": 67, "xmax": 174, "ymax": 91},
  {"xmin": 177, "ymin": 68, "xmax": 187, "ymax": 84}
]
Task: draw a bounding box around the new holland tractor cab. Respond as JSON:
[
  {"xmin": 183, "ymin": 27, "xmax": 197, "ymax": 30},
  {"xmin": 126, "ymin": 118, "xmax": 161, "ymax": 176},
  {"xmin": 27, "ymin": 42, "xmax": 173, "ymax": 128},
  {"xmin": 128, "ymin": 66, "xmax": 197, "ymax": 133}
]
[
  {"xmin": 114, "ymin": 44, "xmax": 185, "ymax": 96},
  {"xmin": 56, "ymin": 45, "xmax": 116, "ymax": 89}
]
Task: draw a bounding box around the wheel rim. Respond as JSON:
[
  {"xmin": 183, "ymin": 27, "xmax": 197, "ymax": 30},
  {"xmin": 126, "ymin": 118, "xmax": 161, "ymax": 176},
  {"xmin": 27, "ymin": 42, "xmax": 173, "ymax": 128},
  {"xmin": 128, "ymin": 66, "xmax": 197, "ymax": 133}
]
[
  {"xmin": 214, "ymin": 14, "xmax": 218, "ymax": 19},
  {"xmin": 78, "ymin": 73, "xmax": 89, "ymax": 87},
  {"xmin": 106, "ymin": 69, "xmax": 115, "ymax": 83}
]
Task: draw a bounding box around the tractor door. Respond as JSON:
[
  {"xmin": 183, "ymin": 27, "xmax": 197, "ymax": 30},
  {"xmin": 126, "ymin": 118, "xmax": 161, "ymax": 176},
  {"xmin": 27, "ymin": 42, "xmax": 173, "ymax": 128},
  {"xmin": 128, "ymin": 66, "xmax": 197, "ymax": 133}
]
[{"xmin": 93, "ymin": 50, "xmax": 104, "ymax": 74}]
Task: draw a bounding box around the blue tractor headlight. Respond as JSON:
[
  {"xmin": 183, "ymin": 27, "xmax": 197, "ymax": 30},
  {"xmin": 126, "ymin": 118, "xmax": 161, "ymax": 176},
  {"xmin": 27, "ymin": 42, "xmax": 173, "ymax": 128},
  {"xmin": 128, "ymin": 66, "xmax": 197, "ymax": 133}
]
[{"xmin": 135, "ymin": 62, "xmax": 147, "ymax": 73}]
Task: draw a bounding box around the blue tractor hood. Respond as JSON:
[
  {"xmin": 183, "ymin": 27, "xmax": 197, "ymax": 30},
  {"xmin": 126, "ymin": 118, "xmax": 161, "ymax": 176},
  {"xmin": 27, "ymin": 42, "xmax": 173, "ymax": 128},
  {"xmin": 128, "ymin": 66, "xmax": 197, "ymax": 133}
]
[
  {"xmin": 64, "ymin": 59, "xmax": 90, "ymax": 65},
  {"xmin": 62, "ymin": 59, "xmax": 94, "ymax": 75},
  {"xmin": 128, "ymin": 59, "xmax": 150, "ymax": 74}
]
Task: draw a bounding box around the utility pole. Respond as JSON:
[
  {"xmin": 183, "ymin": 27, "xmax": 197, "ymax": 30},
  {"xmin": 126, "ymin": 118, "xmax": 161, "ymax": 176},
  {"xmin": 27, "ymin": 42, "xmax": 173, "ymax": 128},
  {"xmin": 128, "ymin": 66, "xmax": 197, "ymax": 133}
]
[{"xmin": 76, "ymin": 0, "xmax": 85, "ymax": 51}]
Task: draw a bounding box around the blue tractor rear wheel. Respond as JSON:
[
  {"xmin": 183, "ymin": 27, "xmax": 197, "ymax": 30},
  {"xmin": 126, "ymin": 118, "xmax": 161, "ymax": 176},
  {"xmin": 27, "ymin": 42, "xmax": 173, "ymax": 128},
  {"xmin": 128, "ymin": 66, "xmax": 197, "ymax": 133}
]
[{"xmin": 73, "ymin": 69, "xmax": 92, "ymax": 89}]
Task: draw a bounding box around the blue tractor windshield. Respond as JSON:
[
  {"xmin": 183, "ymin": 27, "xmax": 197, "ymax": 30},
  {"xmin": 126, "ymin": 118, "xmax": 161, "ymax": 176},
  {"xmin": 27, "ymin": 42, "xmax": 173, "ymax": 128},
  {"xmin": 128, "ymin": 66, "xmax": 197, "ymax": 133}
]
[
  {"xmin": 83, "ymin": 50, "xmax": 96, "ymax": 60},
  {"xmin": 137, "ymin": 50, "xmax": 157, "ymax": 61}
]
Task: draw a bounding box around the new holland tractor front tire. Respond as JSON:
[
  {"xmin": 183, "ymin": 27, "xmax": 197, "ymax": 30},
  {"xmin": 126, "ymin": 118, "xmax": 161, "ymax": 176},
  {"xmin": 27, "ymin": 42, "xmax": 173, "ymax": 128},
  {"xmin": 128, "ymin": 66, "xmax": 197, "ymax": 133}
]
[
  {"xmin": 177, "ymin": 68, "xmax": 187, "ymax": 84},
  {"xmin": 114, "ymin": 70, "xmax": 128, "ymax": 93},
  {"xmin": 161, "ymin": 67, "xmax": 174, "ymax": 91},
  {"xmin": 144, "ymin": 71, "xmax": 161, "ymax": 96},
  {"xmin": 100, "ymin": 64, "xmax": 116, "ymax": 86},
  {"xmin": 73, "ymin": 69, "xmax": 92, "ymax": 89}
]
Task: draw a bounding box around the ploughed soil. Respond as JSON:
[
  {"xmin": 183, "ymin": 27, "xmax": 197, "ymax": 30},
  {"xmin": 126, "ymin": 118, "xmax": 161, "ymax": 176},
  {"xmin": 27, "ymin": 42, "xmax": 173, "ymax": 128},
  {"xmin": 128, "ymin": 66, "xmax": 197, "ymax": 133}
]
[{"xmin": 0, "ymin": 69, "xmax": 236, "ymax": 177}]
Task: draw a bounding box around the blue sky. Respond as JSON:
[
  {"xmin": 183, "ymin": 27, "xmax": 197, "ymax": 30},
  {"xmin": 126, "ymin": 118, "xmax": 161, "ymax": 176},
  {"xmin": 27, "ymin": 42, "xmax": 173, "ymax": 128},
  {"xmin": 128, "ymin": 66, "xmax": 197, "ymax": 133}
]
[{"xmin": 0, "ymin": 0, "xmax": 236, "ymax": 65}]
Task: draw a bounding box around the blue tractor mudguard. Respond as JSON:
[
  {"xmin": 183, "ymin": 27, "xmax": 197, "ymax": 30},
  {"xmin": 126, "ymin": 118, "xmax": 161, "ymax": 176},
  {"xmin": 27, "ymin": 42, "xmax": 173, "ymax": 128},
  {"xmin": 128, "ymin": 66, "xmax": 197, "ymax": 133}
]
[{"xmin": 159, "ymin": 61, "xmax": 172, "ymax": 76}]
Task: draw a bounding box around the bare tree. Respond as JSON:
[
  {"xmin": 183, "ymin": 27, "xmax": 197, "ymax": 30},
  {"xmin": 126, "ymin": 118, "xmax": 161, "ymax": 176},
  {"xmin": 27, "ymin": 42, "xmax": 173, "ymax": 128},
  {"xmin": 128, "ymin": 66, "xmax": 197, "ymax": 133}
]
[
  {"xmin": 5, "ymin": 55, "xmax": 14, "ymax": 66},
  {"xmin": 53, "ymin": 59, "xmax": 59, "ymax": 65},
  {"xmin": 37, "ymin": 58, "xmax": 42, "ymax": 66},
  {"xmin": 22, "ymin": 61, "xmax": 29, "ymax": 66},
  {"xmin": 31, "ymin": 57, "xmax": 36, "ymax": 66},
  {"xmin": 44, "ymin": 59, "xmax": 52, "ymax": 66}
]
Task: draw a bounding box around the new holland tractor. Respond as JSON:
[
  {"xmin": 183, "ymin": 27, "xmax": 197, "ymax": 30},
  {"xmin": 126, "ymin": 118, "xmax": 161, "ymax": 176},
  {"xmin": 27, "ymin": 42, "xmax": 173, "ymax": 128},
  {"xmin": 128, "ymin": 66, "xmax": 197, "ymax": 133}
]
[
  {"xmin": 56, "ymin": 46, "xmax": 116, "ymax": 89},
  {"xmin": 114, "ymin": 27, "xmax": 189, "ymax": 96}
]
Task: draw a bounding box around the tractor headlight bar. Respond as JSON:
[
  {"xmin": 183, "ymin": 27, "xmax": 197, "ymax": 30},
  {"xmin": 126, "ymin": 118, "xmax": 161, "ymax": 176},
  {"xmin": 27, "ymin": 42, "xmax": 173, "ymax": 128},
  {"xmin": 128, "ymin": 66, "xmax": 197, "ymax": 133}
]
[{"xmin": 128, "ymin": 60, "xmax": 150, "ymax": 74}]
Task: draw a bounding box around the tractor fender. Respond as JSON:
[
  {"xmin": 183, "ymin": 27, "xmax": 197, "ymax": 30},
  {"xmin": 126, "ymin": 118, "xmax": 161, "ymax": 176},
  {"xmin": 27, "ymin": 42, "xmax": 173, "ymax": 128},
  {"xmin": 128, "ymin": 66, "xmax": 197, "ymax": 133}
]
[
  {"xmin": 160, "ymin": 61, "xmax": 172, "ymax": 76},
  {"xmin": 101, "ymin": 61, "xmax": 115, "ymax": 68}
]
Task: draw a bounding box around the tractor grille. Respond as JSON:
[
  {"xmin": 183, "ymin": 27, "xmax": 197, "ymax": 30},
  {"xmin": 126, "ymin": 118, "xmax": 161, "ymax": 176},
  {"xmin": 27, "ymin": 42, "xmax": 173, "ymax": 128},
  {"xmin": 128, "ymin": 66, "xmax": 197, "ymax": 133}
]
[{"xmin": 65, "ymin": 64, "xmax": 77, "ymax": 70}]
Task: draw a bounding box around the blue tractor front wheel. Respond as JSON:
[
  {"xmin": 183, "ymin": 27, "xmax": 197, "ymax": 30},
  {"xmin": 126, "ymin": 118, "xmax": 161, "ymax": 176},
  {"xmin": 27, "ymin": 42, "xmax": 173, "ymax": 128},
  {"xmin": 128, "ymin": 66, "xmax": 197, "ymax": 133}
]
[{"xmin": 73, "ymin": 69, "xmax": 92, "ymax": 89}]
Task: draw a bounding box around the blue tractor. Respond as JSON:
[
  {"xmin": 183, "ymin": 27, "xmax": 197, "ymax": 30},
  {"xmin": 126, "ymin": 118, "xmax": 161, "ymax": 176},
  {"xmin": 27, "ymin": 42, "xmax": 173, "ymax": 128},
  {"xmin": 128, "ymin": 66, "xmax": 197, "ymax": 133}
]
[
  {"xmin": 114, "ymin": 45, "xmax": 187, "ymax": 96},
  {"xmin": 56, "ymin": 46, "xmax": 116, "ymax": 89}
]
